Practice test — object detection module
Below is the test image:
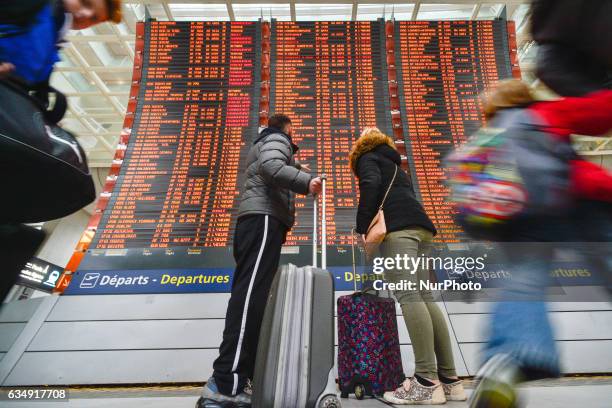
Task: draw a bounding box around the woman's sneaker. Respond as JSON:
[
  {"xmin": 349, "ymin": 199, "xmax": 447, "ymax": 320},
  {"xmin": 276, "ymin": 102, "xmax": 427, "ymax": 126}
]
[
  {"xmin": 383, "ymin": 377, "xmax": 446, "ymax": 405},
  {"xmin": 442, "ymin": 379, "xmax": 467, "ymax": 401},
  {"xmin": 196, "ymin": 377, "xmax": 251, "ymax": 408}
]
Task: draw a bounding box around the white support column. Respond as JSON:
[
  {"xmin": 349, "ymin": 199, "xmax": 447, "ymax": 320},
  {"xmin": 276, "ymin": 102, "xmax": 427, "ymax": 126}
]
[{"xmin": 0, "ymin": 296, "xmax": 60, "ymax": 385}]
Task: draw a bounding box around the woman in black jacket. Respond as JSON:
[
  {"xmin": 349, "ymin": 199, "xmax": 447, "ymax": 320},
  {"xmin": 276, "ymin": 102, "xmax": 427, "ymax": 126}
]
[{"xmin": 350, "ymin": 128, "xmax": 465, "ymax": 405}]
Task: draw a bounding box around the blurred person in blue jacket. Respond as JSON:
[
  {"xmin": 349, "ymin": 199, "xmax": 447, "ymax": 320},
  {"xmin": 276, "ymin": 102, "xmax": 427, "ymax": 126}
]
[
  {"xmin": 0, "ymin": 0, "xmax": 121, "ymax": 303},
  {"xmin": 0, "ymin": 0, "xmax": 122, "ymax": 85}
]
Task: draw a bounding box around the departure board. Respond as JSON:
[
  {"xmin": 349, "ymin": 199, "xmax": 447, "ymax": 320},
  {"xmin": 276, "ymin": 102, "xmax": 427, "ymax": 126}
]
[
  {"xmin": 91, "ymin": 21, "xmax": 260, "ymax": 250},
  {"xmin": 395, "ymin": 21, "xmax": 513, "ymax": 242},
  {"xmin": 59, "ymin": 19, "xmax": 518, "ymax": 294},
  {"xmin": 270, "ymin": 21, "xmax": 390, "ymax": 248}
]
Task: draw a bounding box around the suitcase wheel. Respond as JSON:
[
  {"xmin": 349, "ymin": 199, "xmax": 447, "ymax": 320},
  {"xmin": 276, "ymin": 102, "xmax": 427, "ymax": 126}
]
[
  {"xmin": 318, "ymin": 394, "xmax": 341, "ymax": 408},
  {"xmin": 354, "ymin": 383, "xmax": 366, "ymax": 400}
]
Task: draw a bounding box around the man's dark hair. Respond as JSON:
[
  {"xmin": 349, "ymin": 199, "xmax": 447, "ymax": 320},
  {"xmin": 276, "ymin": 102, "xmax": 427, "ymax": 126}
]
[{"xmin": 268, "ymin": 114, "xmax": 292, "ymax": 131}]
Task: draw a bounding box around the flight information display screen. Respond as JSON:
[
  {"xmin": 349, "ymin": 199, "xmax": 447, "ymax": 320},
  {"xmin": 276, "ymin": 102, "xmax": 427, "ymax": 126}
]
[
  {"xmin": 270, "ymin": 20, "xmax": 391, "ymax": 249},
  {"xmin": 395, "ymin": 21, "xmax": 513, "ymax": 242},
  {"xmin": 91, "ymin": 21, "xmax": 260, "ymax": 250}
]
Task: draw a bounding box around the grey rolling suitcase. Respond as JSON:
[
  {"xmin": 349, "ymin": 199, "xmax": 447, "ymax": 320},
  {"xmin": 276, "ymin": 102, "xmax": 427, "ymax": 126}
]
[{"xmin": 253, "ymin": 177, "xmax": 340, "ymax": 408}]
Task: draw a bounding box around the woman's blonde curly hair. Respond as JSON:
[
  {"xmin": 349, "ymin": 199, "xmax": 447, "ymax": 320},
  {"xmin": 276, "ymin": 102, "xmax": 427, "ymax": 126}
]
[{"xmin": 348, "ymin": 127, "xmax": 396, "ymax": 175}]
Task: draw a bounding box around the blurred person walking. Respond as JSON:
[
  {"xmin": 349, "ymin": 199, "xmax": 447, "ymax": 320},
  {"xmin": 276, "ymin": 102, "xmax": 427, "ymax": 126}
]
[
  {"xmin": 349, "ymin": 128, "xmax": 467, "ymax": 405},
  {"xmin": 531, "ymin": 0, "xmax": 612, "ymax": 290},
  {"xmin": 0, "ymin": 0, "xmax": 122, "ymax": 84},
  {"xmin": 531, "ymin": 0, "xmax": 611, "ymax": 97},
  {"xmin": 467, "ymin": 80, "xmax": 612, "ymax": 408},
  {"xmin": 0, "ymin": 0, "xmax": 122, "ymax": 302},
  {"xmin": 198, "ymin": 114, "xmax": 322, "ymax": 407}
]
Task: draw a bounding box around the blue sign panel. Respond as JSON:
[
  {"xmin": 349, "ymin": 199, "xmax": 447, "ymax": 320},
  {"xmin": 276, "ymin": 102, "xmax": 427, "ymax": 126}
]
[{"xmin": 64, "ymin": 266, "xmax": 372, "ymax": 295}]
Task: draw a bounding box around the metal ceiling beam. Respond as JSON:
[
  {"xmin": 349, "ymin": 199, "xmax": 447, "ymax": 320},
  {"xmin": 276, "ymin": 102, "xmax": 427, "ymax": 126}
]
[
  {"xmin": 66, "ymin": 44, "xmax": 125, "ymax": 116},
  {"xmin": 126, "ymin": 0, "xmax": 527, "ymax": 4},
  {"xmin": 471, "ymin": 3, "xmax": 481, "ymax": 20},
  {"xmin": 88, "ymin": 159, "xmax": 116, "ymax": 168},
  {"xmin": 575, "ymin": 136, "xmax": 612, "ymax": 142},
  {"xmin": 290, "ymin": 2, "xmax": 296, "ymax": 21},
  {"xmin": 64, "ymin": 91, "xmax": 128, "ymax": 97},
  {"xmin": 72, "ymin": 132, "xmax": 117, "ymax": 138},
  {"xmin": 505, "ymin": 3, "xmax": 520, "ymax": 21},
  {"xmin": 66, "ymin": 106, "xmax": 115, "ymax": 152},
  {"xmin": 108, "ymin": 23, "xmax": 135, "ymax": 60},
  {"xmin": 226, "ymin": 1, "xmax": 236, "ymax": 21},
  {"xmin": 351, "ymin": 2, "xmax": 357, "ymax": 21},
  {"xmin": 67, "ymin": 34, "xmax": 133, "ymax": 42},
  {"xmin": 162, "ymin": 2, "xmax": 174, "ymax": 21},
  {"xmin": 411, "ymin": 1, "xmax": 421, "ymax": 21},
  {"xmin": 593, "ymin": 138, "xmax": 612, "ymax": 152},
  {"xmin": 55, "ymin": 66, "xmax": 132, "ymax": 73},
  {"xmin": 580, "ymin": 150, "xmax": 612, "ymax": 156},
  {"xmin": 66, "ymin": 112, "xmax": 124, "ymax": 119}
]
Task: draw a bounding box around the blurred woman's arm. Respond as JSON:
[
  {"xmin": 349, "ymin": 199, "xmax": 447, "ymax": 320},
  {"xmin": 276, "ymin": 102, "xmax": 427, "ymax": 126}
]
[
  {"xmin": 531, "ymin": 90, "xmax": 612, "ymax": 139},
  {"xmin": 531, "ymin": 90, "xmax": 612, "ymax": 202}
]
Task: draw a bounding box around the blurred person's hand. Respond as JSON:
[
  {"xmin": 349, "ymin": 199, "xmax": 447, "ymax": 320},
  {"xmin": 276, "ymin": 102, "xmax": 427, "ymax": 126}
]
[
  {"xmin": 300, "ymin": 163, "xmax": 311, "ymax": 172},
  {"xmin": 309, "ymin": 177, "xmax": 322, "ymax": 195},
  {"xmin": 0, "ymin": 62, "xmax": 15, "ymax": 78}
]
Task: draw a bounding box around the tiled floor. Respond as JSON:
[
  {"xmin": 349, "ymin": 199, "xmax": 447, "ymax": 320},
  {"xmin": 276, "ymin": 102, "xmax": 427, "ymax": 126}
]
[{"xmin": 2, "ymin": 378, "xmax": 611, "ymax": 408}]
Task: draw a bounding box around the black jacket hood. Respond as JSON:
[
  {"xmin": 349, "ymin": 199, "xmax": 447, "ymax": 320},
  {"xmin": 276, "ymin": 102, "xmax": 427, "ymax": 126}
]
[{"xmin": 375, "ymin": 144, "xmax": 402, "ymax": 166}]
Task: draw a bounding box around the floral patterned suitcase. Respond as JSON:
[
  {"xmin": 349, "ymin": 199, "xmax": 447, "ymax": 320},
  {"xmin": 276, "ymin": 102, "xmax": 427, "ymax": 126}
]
[{"xmin": 337, "ymin": 292, "xmax": 404, "ymax": 399}]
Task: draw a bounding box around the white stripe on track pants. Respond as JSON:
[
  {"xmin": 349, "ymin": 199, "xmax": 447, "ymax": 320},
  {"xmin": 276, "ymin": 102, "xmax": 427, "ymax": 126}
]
[{"xmin": 212, "ymin": 214, "xmax": 287, "ymax": 396}]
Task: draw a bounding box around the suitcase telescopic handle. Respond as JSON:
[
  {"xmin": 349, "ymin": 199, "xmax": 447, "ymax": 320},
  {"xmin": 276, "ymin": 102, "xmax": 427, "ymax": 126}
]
[
  {"xmin": 321, "ymin": 174, "xmax": 327, "ymax": 270},
  {"xmin": 351, "ymin": 227, "xmax": 357, "ymax": 292},
  {"xmin": 312, "ymin": 174, "xmax": 327, "ymax": 269},
  {"xmin": 313, "ymin": 187, "xmax": 318, "ymax": 268}
]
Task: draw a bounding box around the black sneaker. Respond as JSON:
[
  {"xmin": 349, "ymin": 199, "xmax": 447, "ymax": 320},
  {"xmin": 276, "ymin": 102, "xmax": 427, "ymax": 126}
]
[
  {"xmin": 196, "ymin": 378, "xmax": 251, "ymax": 408},
  {"xmin": 243, "ymin": 379, "xmax": 253, "ymax": 397}
]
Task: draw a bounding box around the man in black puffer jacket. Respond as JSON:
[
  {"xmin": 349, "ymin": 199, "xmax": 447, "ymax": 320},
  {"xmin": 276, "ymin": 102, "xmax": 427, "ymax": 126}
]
[{"xmin": 198, "ymin": 114, "xmax": 321, "ymax": 406}]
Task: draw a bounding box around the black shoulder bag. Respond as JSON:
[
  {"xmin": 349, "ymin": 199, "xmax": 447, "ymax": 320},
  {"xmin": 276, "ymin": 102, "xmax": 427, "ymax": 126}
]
[{"xmin": 0, "ymin": 79, "xmax": 95, "ymax": 222}]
